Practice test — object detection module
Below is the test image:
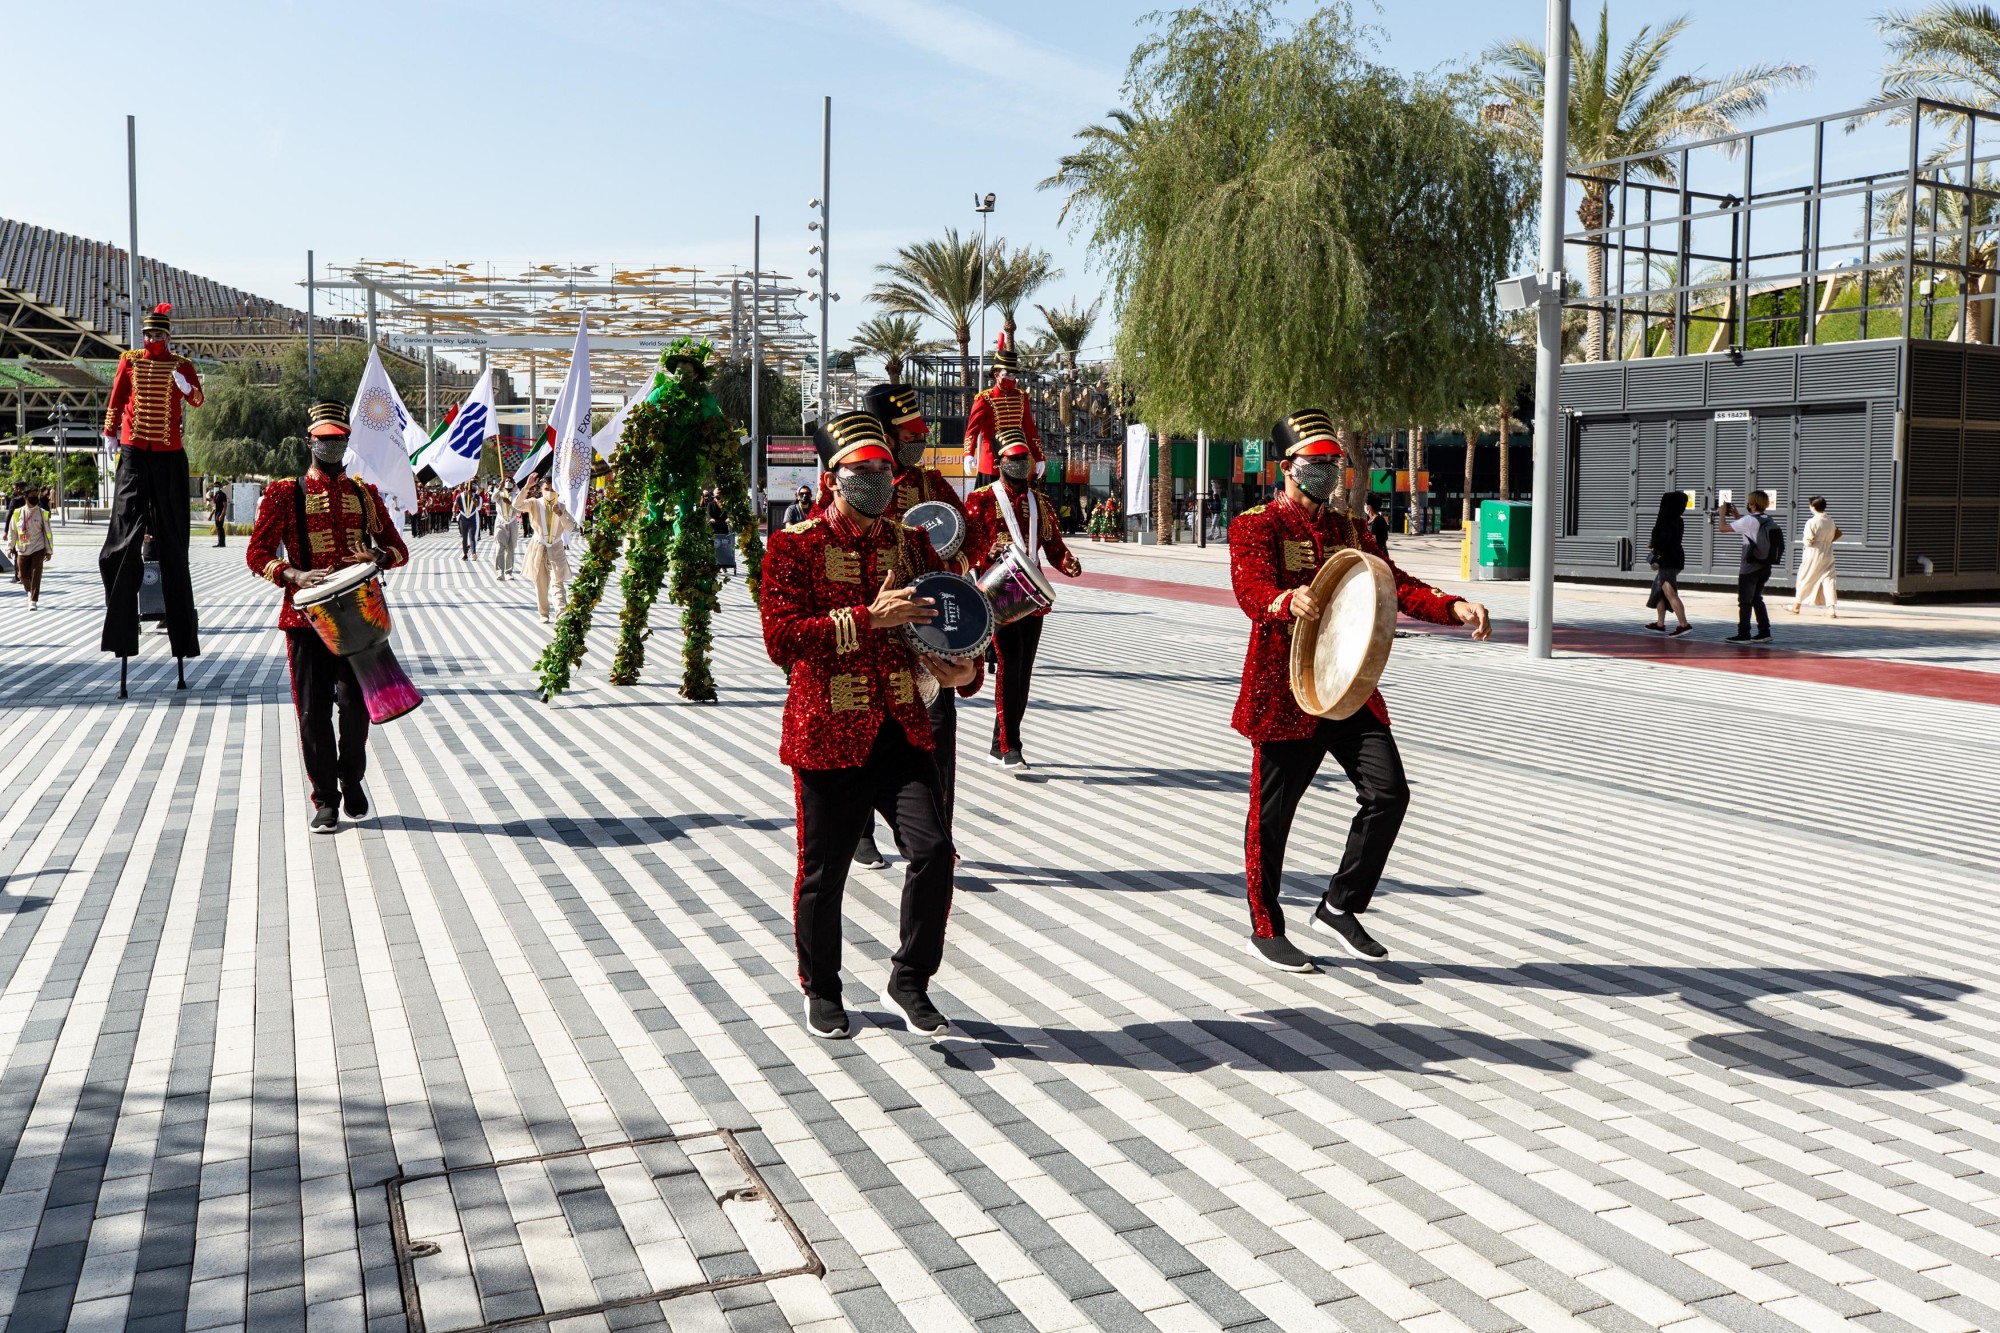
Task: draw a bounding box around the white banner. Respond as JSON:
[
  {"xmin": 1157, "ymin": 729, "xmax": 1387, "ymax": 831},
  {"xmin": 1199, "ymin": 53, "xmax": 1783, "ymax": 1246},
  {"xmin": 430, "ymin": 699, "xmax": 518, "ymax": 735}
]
[
  {"xmin": 547, "ymin": 315, "xmax": 594, "ymax": 546},
  {"xmin": 414, "ymin": 368, "xmax": 497, "ymax": 487},
  {"xmin": 346, "ymin": 346, "xmax": 422, "ymax": 516},
  {"xmin": 1124, "ymin": 422, "xmax": 1150, "ymax": 516},
  {"xmin": 592, "ymin": 380, "xmax": 649, "ymax": 460}
]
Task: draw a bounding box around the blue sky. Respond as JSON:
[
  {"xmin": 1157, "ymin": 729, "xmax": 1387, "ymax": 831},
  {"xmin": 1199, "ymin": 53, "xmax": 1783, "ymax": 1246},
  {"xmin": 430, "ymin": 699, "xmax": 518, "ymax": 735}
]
[{"xmin": 7, "ymin": 1, "xmax": 1892, "ymax": 364}]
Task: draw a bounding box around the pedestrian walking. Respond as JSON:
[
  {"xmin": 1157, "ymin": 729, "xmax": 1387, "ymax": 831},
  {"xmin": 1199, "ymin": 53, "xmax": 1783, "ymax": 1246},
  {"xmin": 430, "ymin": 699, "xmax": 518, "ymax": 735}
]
[
  {"xmin": 208, "ymin": 483, "xmax": 230, "ymax": 547},
  {"xmin": 1365, "ymin": 498, "xmax": 1391, "ymax": 552},
  {"xmin": 492, "ymin": 483, "xmax": 519, "ymax": 580},
  {"xmin": 1720, "ymin": 491, "xmax": 1784, "ymax": 644},
  {"xmin": 4, "ymin": 485, "xmax": 20, "ymax": 583},
  {"xmin": 704, "ymin": 488, "xmax": 736, "ymax": 572},
  {"xmin": 455, "ymin": 482, "xmax": 480, "ymax": 560},
  {"xmin": 1788, "ymin": 496, "xmax": 1839, "ymax": 618},
  {"xmin": 1644, "ymin": 491, "xmax": 1693, "ymax": 636},
  {"xmin": 480, "ymin": 486, "xmax": 495, "ymax": 536},
  {"xmin": 8, "ymin": 488, "xmax": 52, "ymax": 608}
]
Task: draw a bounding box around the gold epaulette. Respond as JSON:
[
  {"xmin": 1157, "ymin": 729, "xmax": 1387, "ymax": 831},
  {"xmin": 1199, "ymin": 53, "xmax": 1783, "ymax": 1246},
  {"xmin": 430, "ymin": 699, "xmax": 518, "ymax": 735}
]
[
  {"xmin": 1239, "ymin": 504, "xmax": 1267, "ymax": 517},
  {"xmin": 783, "ymin": 517, "xmax": 822, "ymax": 536}
]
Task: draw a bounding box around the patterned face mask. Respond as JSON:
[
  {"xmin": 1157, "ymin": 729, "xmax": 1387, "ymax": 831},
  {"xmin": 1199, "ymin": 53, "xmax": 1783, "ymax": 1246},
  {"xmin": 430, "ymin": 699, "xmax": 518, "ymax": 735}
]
[
  {"xmin": 1289, "ymin": 458, "xmax": 1339, "ymax": 503},
  {"xmin": 895, "ymin": 438, "xmax": 927, "ymax": 468},
  {"xmin": 310, "ymin": 438, "xmax": 348, "ymax": 467},
  {"xmin": 836, "ymin": 469, "xmax": 895, "ymax": 518},
  {"xmin": 999, "ymin": 457, "xmax": 1032, "ymax": 481}
]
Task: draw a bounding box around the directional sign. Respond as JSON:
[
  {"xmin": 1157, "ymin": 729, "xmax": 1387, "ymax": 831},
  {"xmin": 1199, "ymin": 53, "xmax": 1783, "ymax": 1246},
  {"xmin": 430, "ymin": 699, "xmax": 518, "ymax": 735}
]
[{"xmin": 397, "ymin": 334, "xmax": 491, "ymax": 349}]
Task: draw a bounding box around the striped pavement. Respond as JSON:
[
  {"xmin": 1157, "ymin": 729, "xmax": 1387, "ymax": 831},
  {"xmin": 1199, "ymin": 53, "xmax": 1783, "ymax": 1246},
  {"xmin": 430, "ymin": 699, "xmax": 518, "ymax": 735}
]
[{"xmin": 0, "ymin": 524, "xmax": 1996, "ymax": 1333}]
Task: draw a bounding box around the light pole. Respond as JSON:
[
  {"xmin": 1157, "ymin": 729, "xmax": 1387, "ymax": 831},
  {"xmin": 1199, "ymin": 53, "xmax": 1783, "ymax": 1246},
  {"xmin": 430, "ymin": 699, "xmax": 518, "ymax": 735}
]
[
  {"xmin": 1526, "ymin": 0, "xmax": 1572, "ymax": 659},
  {"xmin": 974, "ymin": 191, "xmax": 995, "ymax": 407},
  {"xmin": 817, "ymin": 96, "xmax": 831, "ymax": 423},
  {"xmin": 52, "ymin": 402, "xmax": 69, "ymax": 525},
  {"xmin": 751, "ymin": 215, "xmax": 762, "ymax": 465}
]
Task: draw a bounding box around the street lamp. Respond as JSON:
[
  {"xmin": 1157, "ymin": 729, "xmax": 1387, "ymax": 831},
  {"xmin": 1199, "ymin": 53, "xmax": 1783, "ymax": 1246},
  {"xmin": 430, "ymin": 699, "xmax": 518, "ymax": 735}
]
[
  {"xmin": 974, "ymin": 192, "xmax": 995, "ymax": 401},
  {"xmin": 51, "ymin": 402, "xmax": 70, "ymax": 525}
]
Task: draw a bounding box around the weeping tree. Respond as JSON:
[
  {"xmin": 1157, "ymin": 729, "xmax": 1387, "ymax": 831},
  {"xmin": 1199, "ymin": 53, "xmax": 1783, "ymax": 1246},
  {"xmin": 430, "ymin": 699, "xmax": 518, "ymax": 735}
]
[{"xmin": 1049, "ymin": 3, "xmax": 1530, "ymax": 513}]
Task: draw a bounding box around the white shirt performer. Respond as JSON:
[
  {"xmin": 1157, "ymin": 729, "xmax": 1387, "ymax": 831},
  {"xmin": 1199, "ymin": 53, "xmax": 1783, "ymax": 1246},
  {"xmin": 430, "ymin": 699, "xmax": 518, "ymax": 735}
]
[{"xmin": 515, "ymin": 478, "xmax": 574, "ymax": 622}]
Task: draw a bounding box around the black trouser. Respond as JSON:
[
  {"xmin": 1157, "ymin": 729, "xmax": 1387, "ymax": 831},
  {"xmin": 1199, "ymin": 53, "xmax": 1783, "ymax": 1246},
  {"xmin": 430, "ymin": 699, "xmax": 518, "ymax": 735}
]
[
  {"xmin": 859, "ymin": 689, "xmax": 959, "ymax": 850},
  {"xmin": 1737, "ymin": 566, "xmax": 1772, "ymax": 637},
  {"xmin": 213, "ymin": 516, "xmax": 227, "ymax": 547},
  {"xmin": 1245, "ymin": 709, "xmax": 1410, "ymax": 938},
  {"xmin": 991, "ymin": 614, "xmax": 1045, "ymax": 754},
  {"xmin": 459, "ymin": 515, "xmax": 479, "ymax": 556},
  {"xmin": 794, "ymin": 722, "xmax": 955, "ymax": 1002},
  {"xmin": 286, "ymin": 628, "xmax": 368, "ymax": 810},
  {"xmin": 100, "ymin": 447, "xmax": 199, "ymax": 659}
]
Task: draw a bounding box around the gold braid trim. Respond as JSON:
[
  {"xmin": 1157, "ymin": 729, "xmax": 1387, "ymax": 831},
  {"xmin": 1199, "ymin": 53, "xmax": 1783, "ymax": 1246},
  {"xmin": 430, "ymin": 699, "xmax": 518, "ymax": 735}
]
[
  {"xmin": 262, "ymin": 559, "xmax": 288, "ymax": 586},
  {"xmin": 830, "ymin": 606, "xmax": 859, "ymax": 655}
]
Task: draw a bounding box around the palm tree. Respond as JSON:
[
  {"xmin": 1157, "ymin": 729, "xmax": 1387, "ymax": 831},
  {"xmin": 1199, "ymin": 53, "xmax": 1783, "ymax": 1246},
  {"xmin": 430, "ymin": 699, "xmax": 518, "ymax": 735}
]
[
  {"xmin": 873, "ymin": 230, "xmax": 988, "ymax": 412},
  {"xmin": 1873, "ymin": 4, "xmax": 2000, "ymax": 110},
  {"xmin": 1036, "ymin": 297, "xmax": 1101, "ymax": 369},
  {"xmin": 1484, "ymin": 5, "xmax": 1811, "ymax": 361},
  {"xmin": 983, "ymin": 241, "xmax": 1061, "ymax": 344},
  {"xmin": 849, "ymin": 312, "xmax": 935, "ymax": 384},
  {"xmin": 1038, "ymin": 108, "xmax": 1161, "ymax": 226}
]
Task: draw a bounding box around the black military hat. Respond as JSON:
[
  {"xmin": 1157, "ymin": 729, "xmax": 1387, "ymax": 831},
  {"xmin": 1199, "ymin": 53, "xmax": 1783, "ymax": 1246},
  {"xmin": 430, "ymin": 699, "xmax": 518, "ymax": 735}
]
[
  {"xmin": 863, "ymin": 383, "xmax": 924, "ymax": 434},
  {"xmin": 306, "ymin": 400, "xmax": 352, "ymax": 439},
  {"xmin": 142, "ymin": 302, "xmax": 172, "ymax": 335},
  {"xmin": 1270, "ymin": 408, "xmax": 1340, "ymax": 458},
  {"xmin": 990, "ymin": 330, "xmax": 1018, "ymax": 374},
  {"xmin": 812, "ymin": 410, "xmax": 894, "ymax": 469}
]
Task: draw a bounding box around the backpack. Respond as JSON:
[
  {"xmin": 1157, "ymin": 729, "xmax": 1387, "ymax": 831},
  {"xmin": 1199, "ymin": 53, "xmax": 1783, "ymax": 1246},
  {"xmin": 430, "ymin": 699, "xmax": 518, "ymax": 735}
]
[{"xmin": 1754, "ymin": 514, "xmax": 1786, "ymax": 568}]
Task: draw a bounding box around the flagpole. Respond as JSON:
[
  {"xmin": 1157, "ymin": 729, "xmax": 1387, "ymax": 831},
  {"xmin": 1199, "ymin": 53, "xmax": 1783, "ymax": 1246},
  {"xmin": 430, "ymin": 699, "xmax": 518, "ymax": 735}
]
[
  {"xmin": 306, "ymin": 250, "xmax": 316, "ymax": 392},
  {"xmin": 818, "ymin": 95, "xmax": 830, "ymax": 424},
  {"xmin": 126, "ymin": 115, "xmax": 141, "ymax": 348},
  {"xmin": 751, "ymin": 216, "xmax": 762, "ymax": 479}
]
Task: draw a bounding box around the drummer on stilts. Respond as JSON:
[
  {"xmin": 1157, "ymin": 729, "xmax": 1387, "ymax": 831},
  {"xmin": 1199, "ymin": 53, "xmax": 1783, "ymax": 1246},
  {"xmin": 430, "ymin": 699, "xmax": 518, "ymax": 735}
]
[
  {"xmin": 1231, "ymin": 409, "xmax": 1489, "ymax": 971},
  {"xmin": 245, "ymin": 401, "xmax": 410, "ymax": 834},
  {"xmin": 848, "ymin": 383, "xmax": 981, "ymax": 871},
  {"xmin": 964, "ymin": 426, "xmax": 1081, "ymax": 776},
  {"xmin": 762, "ymin": 411, "xmax": 978, "ymax": 1040}
]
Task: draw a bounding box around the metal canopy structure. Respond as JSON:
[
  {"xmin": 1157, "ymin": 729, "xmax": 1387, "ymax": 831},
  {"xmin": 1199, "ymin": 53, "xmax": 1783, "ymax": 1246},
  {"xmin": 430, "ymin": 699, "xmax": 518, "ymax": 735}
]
[{"xmin": 310, "ymin": 260, "xmax": 817, "ymax": 389}]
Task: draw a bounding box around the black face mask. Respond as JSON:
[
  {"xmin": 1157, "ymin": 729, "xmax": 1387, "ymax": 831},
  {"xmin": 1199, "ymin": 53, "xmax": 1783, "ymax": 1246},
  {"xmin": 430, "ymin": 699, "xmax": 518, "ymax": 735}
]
[
  {"xmin": 895, "ymin": 438, "xmax": 927, "ymax": 468},
  {"xmin": 999, "ymin": 458, "xmax": 1031, "ymax": 481},
  {"xmin": 1289, "ymin": 458, "xmax": 1338, "ymax": 503},
  {"xmin": 836, "ymin": 470, "xmax": 894, "ymax": 518}
]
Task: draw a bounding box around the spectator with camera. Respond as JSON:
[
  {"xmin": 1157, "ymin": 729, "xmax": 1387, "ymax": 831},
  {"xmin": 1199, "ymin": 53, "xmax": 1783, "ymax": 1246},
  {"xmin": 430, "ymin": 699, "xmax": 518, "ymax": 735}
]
[{"xmin": 1719, "ymin": 490, "xmax": 1785, "ymax": 644}]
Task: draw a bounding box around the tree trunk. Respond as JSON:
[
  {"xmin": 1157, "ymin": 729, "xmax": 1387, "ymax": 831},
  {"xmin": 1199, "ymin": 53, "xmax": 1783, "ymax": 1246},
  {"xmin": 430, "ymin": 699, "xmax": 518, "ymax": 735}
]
[
  {"xmin": 1154, "ymin": 437, "xmax": 1174, "ymax": 545},
  {"xmin": 957, "ymin": 332, "xmax": 973, "ymax": 417},
  {"xmin": 1338, "ymin": 425, "xmax": 1366, "ymax": 515},
  {"xmin": 886, "ymin": 354, "xmax": 903, "ymax": 385},
  {"xmin": 1461, "ymin": 420, "xmax": 1477, "ymax": 528},
  {"xmin": 1578, "ymin": 186, "xmax": 1611, "ymax": 363},
  {"xmin": 1497, "ymin": 402, "xmax": 1512, "ymax": 500},
  {"xmin": 1408, "ymin": 425, "xmax": 1426, "ymax": 535}
]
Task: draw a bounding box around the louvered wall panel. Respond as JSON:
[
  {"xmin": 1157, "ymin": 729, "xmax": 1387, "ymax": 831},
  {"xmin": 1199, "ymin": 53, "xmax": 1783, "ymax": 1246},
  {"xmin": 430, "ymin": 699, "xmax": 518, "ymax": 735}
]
[
  {"xmin": 1798, "ymin": 344, "xmax": 1900, "ymax": 401},
  {"xmin": 1840, "ymin": 547, "xmax": 1891, "ymax": 577},
  {"xmin": 1707, "ymin": 355, "xmax": 1795, "ymax": 404},
  {"xmin": 1796, "ymin": 411, "xmax": 1868, "ymax": 548},
  {"xmin": 1625, "ymin": 361, "xmax": 1705, "ymax": 409},
  {"xmin": 1576, "ymin": 419, "xmax": 1631, "ymax": 533},
  {"xmin": 1669, "ymin": 415, "xmax": 1709, "ymax": 492},
  {"xmin": 1905, "ymin": 506, "xmax": 1958, "ymax": 574},
  {"xmin": 1868, "ymin": 406, "xmax": 1896, "ymax": 544},
  {"xmin": 1635, "ymin": 420, "xmax": 1670, "ymax": 505},
  {"xmin": 1960, "ymin": 506, "xmax": 2000, "ymax": 572},
  {"xmin": 1561, "ymin": 364, "xmax": 1623, "ymax": 412},
  {"xmin": 1713, "ymin": 420, "xmax": 1751, "ymax": 501},
  {"xmin": 1752, "ymin": 413, "xmax": 1794, "ymax": 503},
  {"xmin": 1907, "ymin": 425, "xmax": 1962, "ymax": 498},
  {"xmin": 1556, "ymin": 538, "xmax": 1619, "ymax": 564},
  {"xmin": 1963, "ymin": 427, "xmax": 2000, "ymax": 499},
  {"xmin": 1909, "ymin": 342, "xmax": 1964, "ymax": 418},
  {"xmin": 1965, "ymin": 347, "xmax": 2000, "ymax": 421}
]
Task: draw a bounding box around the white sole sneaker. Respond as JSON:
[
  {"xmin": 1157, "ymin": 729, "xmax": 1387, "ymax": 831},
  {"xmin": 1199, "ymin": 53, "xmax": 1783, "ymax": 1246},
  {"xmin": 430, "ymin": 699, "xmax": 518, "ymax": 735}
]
[
  {"xmin": 1244, "ymin": 938, "xmax": 1316, "ymax": 973},
  {"xmin": 803, "ymin": 997, "xmax": 850, "ymax": 1041},
  {"xmin": 1311, "ymin": 911, "xmax": 1389, "ymax": 961}
]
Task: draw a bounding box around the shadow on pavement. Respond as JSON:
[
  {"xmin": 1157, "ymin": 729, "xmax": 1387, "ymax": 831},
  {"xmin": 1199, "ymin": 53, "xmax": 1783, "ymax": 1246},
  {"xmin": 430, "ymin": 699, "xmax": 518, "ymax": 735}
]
[{"xmin": 365, "ymin": 811, "xmax": 788, "ymax": 845}]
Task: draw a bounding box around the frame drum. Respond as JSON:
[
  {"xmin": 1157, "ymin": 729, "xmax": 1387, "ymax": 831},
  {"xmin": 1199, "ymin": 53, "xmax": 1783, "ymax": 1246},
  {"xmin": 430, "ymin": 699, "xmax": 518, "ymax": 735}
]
[
  {"xmin": 904, "ymin": 501, "xmax": 965, "ymax": 560},
  {"xmin": 1288, "ymin": 549, "xmax": 1397, "ymax": 720},
  {"xmin": 898, "ymin": 571, "xmax": 994, "ymax": 663}
]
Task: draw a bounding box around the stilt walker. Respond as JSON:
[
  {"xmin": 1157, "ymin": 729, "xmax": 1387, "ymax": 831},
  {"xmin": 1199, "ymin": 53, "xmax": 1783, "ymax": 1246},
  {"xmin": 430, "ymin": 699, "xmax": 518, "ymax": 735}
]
[
  {"xmin": 849, "ymin": 383, "xmax": 981, "ymax": 871},
  {"xmin": 1231, "ymin": 409, "xmax": 1491, "ymax": 972},
  {"xmin": 964, "ymin": 427, "xmax": 1080, "ymax": 775},
  {"xmin": 99, "ymin": 302, "xmax": 203, "ymax": 695},
  {"xmin": 763, "ymin": 411, "xmax": 978, "ymax": 1041}
]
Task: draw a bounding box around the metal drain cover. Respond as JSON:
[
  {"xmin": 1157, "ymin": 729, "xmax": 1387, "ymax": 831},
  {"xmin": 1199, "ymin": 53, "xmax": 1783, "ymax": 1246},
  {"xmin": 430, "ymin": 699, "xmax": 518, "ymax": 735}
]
[{"xmin": 384, "ymin": 1129, "xmax": 822, "ymax": 1332}]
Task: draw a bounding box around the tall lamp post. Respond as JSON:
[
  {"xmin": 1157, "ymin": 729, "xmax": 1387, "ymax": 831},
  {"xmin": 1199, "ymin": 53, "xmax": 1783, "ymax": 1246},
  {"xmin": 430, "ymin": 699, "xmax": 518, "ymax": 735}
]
[
  {"xmin": 1496, "ymin": 0, "xmax": 1572, "ymax": 661},
  {"xmin": 973, "ymin": 192, "xmax": 994, "ymax": 409}
]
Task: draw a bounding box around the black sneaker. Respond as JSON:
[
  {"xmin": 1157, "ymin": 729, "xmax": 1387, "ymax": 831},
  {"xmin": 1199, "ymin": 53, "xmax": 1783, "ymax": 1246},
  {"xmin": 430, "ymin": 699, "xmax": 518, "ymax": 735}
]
[
  {"xmin": 1246, "ymin": 934, "xmax": 1316, "ymax": 973},
  {"xmin": 1725, "ymin": 634, "xmax": 1754, "ymax": 643},
  {"xmin": 987, "ymin": 744, "xmax": 1006, "ymax": 766},
  {"xmin": 1001, "ymin": 751, "xmax": 1029, "ymax": 777},
  {"xmin": 804, "ymin": 996, "xmax": 849, "ymax": 1040},
  {"xmin": 1312, "ymin": 904, "xmax": 1388, "ymax": 960},
  {"xmin": 853, "ymin": 837, "xmax": 887, "ymax": 870},
  {"xmin": 309, "ymin": 806, "xmax": 339, "ymax": 835},
  {"xmin": 1751, "ymin": 632, "xmax": 1772, "ymax": 641},
  {"xmin": 886, "ymin": 984, "xmax": 950, "ymax": 1036},
  {"xmin": 342, "ymin": 784, "xmax": 369, "ymax": 820}
]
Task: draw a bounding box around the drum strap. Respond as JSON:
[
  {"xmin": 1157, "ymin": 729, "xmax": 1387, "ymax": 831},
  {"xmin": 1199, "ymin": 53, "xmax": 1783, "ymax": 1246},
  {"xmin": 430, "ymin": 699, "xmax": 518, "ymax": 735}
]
[
  {"xmin": 290, "ymin": 478, "xmax": 314, "ymax": 575},
  {"xmin": 996, "ymin": 483, "xmax": 1041, "ymax": 570}
]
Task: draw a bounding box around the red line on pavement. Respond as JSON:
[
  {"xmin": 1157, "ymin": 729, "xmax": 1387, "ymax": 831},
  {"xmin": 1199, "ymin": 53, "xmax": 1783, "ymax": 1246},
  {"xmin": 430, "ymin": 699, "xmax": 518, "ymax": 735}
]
[{"xmin": 1059, "ymin": 569, "xmax": 2000, "ymax": 708}]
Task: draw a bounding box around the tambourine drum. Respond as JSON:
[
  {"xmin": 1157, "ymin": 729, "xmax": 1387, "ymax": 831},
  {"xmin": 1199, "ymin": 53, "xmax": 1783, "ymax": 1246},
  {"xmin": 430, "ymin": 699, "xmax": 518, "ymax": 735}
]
[
  {"xmin": 899, "ymin": 571, "xmax": 994, "ymax": 664},
  {"xmin": 904, "ymin": 501, "xmax": 965, "ymax": 560},
  {"xmin": 976, "ymin": 546, "xmax": 1056, "ymax": 626},
  {"xmin": 1288, "ymin": 548, "xmax": 1397, "ymax": 720},
  {"xmin": 293, "ymin": 562, "xmax": 424, "ymax": 724}
]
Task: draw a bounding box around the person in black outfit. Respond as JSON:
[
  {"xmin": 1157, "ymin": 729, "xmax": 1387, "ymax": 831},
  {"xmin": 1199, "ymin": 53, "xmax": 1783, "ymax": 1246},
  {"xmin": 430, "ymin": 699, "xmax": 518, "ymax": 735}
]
[
  {"xmin": 1365, "ymin": 498, "xmax": 1391, "ymax": 551},
  {"xmin": 1644, "ymin": 491, "xmax": 1693, "ymax": 635},
  {"xmin": 782, "ymin": 486, "xmax": 813, "ymax": 528},
  {"xmin": 1720, "ymin": 491, "xmax": 1781, "ymax": 643}
]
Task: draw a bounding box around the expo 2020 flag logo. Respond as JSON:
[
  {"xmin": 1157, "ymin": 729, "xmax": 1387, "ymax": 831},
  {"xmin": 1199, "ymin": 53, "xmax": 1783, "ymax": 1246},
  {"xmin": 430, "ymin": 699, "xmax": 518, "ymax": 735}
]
[{"xmin": 356, "ymin": 386, "xmax": 403, "ymax": 436}]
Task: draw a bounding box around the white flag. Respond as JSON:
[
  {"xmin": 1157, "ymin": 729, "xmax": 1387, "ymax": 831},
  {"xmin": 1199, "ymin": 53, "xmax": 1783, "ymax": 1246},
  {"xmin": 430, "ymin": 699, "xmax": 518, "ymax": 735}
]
[
  {"xmin": 593, "ymin": 380, "xmax": 649, "ymax": 460},
  {"xmin": 1124, "ymin": 422, "xmax": 1151, "ymax": 516},
  {"xmin": 414, "ymin": 368, "xmax": 497, "ymax": 487},
  {"xmin": 547, "ymin": 314, "xmax": 593, "ymax": 545},
  {"xmin": 346, "ymin": 346, "xmax": 422, "ymax": 516}
]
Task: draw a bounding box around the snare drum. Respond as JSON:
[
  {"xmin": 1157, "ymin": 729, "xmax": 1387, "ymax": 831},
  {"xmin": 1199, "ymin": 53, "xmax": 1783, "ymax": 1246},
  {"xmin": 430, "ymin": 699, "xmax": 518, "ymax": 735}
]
[
  {"xmin": 975, "ymin": 546, "xmax": 1056, "ymax": 626},
  {"xmin": 293, "ymin": 562, "xmax": 424, "ymax": 724},
  {"xmin": 898, "ymin": 571, "xmax": 994, "ymax": 663},
  {"xmin": 903, "ymin": 501, "xmax": 965, "ymax": 560}
]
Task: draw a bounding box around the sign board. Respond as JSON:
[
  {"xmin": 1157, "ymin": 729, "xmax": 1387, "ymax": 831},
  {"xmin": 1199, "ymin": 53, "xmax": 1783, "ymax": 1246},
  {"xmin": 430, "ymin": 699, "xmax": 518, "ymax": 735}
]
[
  {"xmin": 1713, "ymin": 409, "xmax": 1751, "ymax": 422},
  {"xmin": 1242, "ymin": 439, "xmax": 1264, "ymax": 473},
  {"xmin": 398, "ymin": 334, "xmax": 490, "ymax": 349},
  {"xmin": 766, "ymin": 435, "xmax": 820, "ymax": 503}
]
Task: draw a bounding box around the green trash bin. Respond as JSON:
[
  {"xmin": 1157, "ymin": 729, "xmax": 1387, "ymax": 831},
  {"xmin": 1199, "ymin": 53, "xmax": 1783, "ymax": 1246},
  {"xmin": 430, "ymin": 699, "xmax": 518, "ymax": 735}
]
[{"xmin": 1477, "ymin": 500, "xmax": 1531, "ymax": 581}]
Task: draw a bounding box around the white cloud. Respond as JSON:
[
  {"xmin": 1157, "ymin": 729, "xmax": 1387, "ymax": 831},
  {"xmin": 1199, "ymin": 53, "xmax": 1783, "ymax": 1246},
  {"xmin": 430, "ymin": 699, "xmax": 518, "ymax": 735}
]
[{"xmin": 824, "ymin": 0, "xmax": 1120, "ymax": 117}]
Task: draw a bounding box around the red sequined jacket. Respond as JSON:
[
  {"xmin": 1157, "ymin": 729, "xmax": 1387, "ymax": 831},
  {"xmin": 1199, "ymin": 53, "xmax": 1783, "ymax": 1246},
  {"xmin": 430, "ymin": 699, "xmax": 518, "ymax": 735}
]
[
  {"xmin": 245, "ymin": 468, "xmax": 410, "ymax": 630},
  {"xmin": 963, "ymin": 380, "xmax": 1043, "ymax": 475},
  {"xmin": 102, "ymin": 345, "xmax": 204, "ymax": 452},
  {"xmin": 1228, "ymin": 494, "xmax": 1462, "ymax": 739},
  {"xmin": 763, "ymin": 508, "xmax": 974, "ymax": 770},
  {"xmin": 962, "ymin": 481, "xmax": 1080, "ymax": 622}
]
